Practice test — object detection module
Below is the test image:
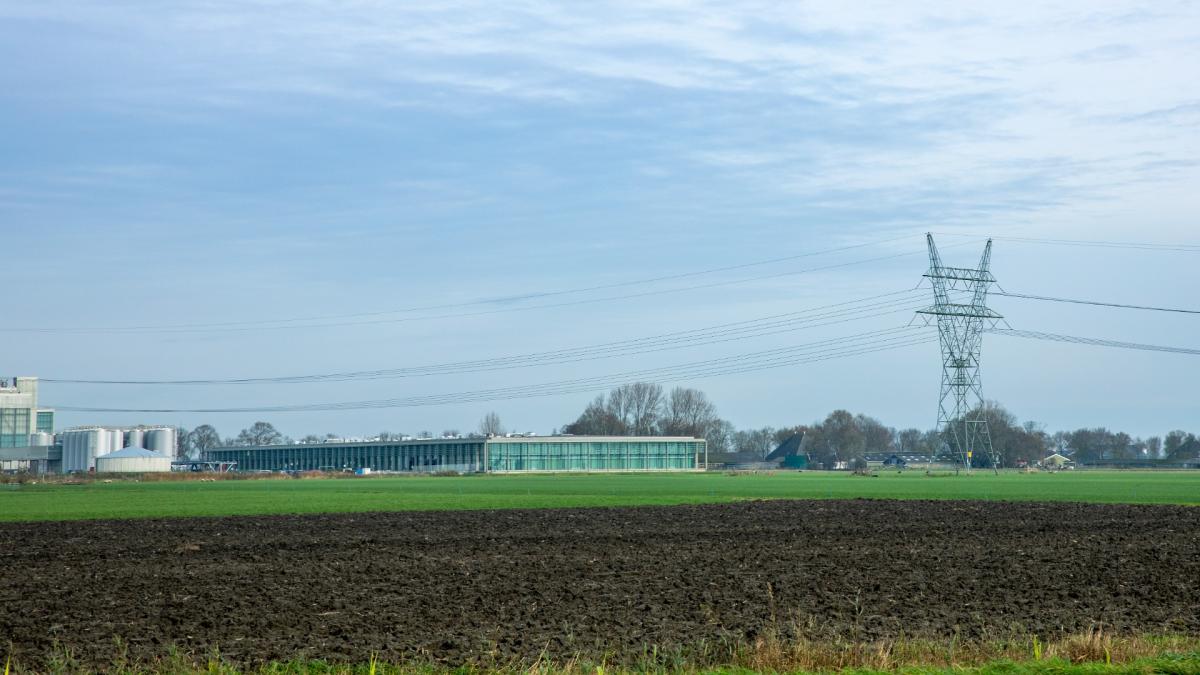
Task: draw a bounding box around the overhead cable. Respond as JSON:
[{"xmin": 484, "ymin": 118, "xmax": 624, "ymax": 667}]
[
  {"xmin": 7, "ymin": 236, "xmax": 978, "ymax": 334},
  {"xmin": 994, "ymin": 291, "xmax": 1200, "ymax": 316},
  {"xmin": 50, "ymin": 328, "xmax": 935, "ymax": 413},
  {"xmin": 43, "ymin": 289, "xmax": 934, "ymax": 384},
  {"xmin": 988, "ymin": 328, "xmax": 1200, "ymax": 356}
]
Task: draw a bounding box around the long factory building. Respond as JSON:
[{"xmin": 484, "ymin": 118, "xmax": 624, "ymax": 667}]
[{"xmin": 204, "ymin": 435, "xmax": 708, "ymax": 473}]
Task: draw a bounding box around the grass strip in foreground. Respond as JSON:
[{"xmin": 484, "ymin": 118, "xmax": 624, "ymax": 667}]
[{"xmin": 15, "ymin": 634, "xmax": 1200, "ymax": 675}]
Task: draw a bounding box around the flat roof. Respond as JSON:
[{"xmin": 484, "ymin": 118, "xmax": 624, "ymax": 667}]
[
  {"xmin": 209, "ymin": 435, "xmax": 705, "ymax": 453},
  {"xmin": 486, "ymin": 435, "xmax": 702, "ymax": 443}
]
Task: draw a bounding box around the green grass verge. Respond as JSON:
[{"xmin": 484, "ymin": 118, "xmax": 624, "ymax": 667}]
[
  {"xmin": 37, "ymin": 655, "xmax": 1200, "ymax": 674},
  {"xmin": 18, "ymin": 641, "xmax": 1200, "ymax": 674},
  {"xmin": 1, "ymin": 470, "xmax": 1198, "ymax": 522}
]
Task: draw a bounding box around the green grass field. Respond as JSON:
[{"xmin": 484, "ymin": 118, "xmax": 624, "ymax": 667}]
[{"xmin": 2, "ymin": 469, "xmax": 1198, "ymax": 522}]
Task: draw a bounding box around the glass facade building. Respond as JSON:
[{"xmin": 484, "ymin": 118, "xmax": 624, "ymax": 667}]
[
  {"xmin": 0, "ymin": 408, "xmax": 31, "ymax": 448},
  {"xmin": 205, "ymin": 436, "xmax": 706, "ymax": 473},
  {"xmin": 0, "ymin": 377, "xmax": 48, "ymax": 449},
  {"xmin": 486, "ymin": 438, "xmax": 702, "ymax": 472}
]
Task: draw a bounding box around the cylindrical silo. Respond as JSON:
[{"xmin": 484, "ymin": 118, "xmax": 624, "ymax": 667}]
[
  {"xmin": 61, "ymin": 428, "xmax": 108, "ymax": 473},
  {"xmin": 143, "ymin": 427, "xmax": 176, "ymax": 457},
  {"xmin": 124, "ymin": 428, "xmax": 144, "ymax": 449},
  {"xmin": 28, "ymin": 432, "xmax": 52, "ymax": 447},
  {"xmin": 60, "ymin": 430, "xmax": 79, "ymax": 472},
  {"xmin": 106, "ymin": 429, "xmax": 123, "ymax": 453},
  {"xmin": 95, "ymin": 447, "xmax": 173, "ymax": 473}
]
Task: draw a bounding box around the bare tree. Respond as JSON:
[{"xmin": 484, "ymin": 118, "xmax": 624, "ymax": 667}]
[
  {"xmin": 733, "ymin": 427, "xmax": 775, "ymax": 458},
  {"xmin": 175, "ymin": 426, "xmax": 193, "ymax": 459},
  {"xmin": 563, "ymin": 395, "xmax": 625, "ymax": 435},
  {"xmin": 705, "ymin": 419, "xmax": 736, "ymax": 456},
  {"xmin": 1165, "ymin": 430, "xmax": 1191, "ymax": 458},
  {"xmin": 1146, "ymin": 436, "xmax": 1162, "ymax": 458},
  {"xmin": 478, "ymin": 412, "xmax": 505, "ymax": 437},
  {"xmin": 190, "ymin": 424, "xmax": 222, "ymax": 454},
  {"xmin": 609, "ymin": 382, "xmax": 663, "ymax": 435},
  {"xmin": 236, "ymin": 421, "xmax": 283, "ymax": 446},
  {"xmin": 855, "ymin": 414, "xmax": 895, "ymax": 454},
  {"xmin": 660, "ymin": 387, "xmax": 718, "ymax": 437},
  {"xmin": 896, "ymin": 428, "xmax": 924, "ymax": 455}
]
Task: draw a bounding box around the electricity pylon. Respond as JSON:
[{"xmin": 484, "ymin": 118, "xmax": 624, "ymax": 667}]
[{"xmin": 916, "ymin": 234, "xmax": 1003, "ymax": 473}]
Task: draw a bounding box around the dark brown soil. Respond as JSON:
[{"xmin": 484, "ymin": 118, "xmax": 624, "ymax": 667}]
[{"xmin": 1, "ymin": 500, "xmax": 1198, "ymax": 669}]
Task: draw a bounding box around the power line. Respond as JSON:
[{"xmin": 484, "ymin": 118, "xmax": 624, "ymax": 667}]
[
  {"xmin": 44, "ymin": 289, "xmax": 933, "ymax": 384},
  {"xmin": 988, "ymin": 328, "xmax": 1200, "ymax": 356},
  {"xmin": 50, "ymin": 328, "xmax": 936, "ymax": 413},
  {"xmin": 994, "ymin": 291, "xmax": 1200, "ymax": 316},
  {"xmin": 931, "ymin": 232, "xmax": 1200, "ymax": 253},
  {"xmin": 6, "ymin": 234, "xmax": 939, "ymax": 334}
]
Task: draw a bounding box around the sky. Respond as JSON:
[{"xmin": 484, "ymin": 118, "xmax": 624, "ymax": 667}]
[{"xmin": 1, "ymin": 1, "xmax": 1198, "ymax": 440}]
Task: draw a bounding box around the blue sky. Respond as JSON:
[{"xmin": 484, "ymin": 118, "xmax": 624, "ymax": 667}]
[{"xmin": 2, "ymin": 1, "xmax": 1197, "ymax": 439}]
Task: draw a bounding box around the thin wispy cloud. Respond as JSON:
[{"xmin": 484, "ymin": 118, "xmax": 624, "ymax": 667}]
[{"xmin": 0, "ymin": 1, "xmax": 1197, "ymax": 436}]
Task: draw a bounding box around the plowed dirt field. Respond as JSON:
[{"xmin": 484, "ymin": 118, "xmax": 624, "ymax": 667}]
[{"xmin": 2, "ymin": 500, "xmax": 1197, "ymax": 669}]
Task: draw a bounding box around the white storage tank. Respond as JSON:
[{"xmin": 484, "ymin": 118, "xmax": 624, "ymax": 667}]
[
  {"xmin": 107, "ymin": 429, "xmax": 124, "ymax": 453},
  {"xmin": 124, "ymin": 428, "xmax": 144, "ymax": 449},
  {"xmin": 143, "ymin": 427, "xmax": 177, "ymax": 457},
  {"xmin": 28, "ymin": 432, "xmax": 53, "ymax": 447},
  {"xmin": 60, "ymin": 428, "xmax": 116, "ymax": 473},
  {"xmin": 95, "ymin": 447, "xmax": 173, "ymax": 473}
]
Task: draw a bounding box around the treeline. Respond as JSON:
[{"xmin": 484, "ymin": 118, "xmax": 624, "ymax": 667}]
[
  {"xmin": 177, "ymin": 382, "xmax": 1199, "ymax": 466},
  {"xmin": 558, "ymin": 382, "xmax": 1198, "ymax": 467}
]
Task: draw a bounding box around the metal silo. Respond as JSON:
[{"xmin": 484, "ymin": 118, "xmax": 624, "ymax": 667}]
[
  {"xmin": 28, "ymin": 431, "xmax": 53, "ymax": 447},
  {"xmin": 60, "ymin": 430, "xmax": 81, "ymax": 472},
  {"xmin": 106, "ymin": 429, "xmax": 123, "ymax": 453},
  {"xmin": 61, "ymin": 428, "xmax": 108, "ymax": 473},
  {"xmin": 143, "ymin": 427, "xmax": 176, "ymax": 457},
  {"xmin": 125, "ymin": 428, "xmax": 144, "ymax": 449}
]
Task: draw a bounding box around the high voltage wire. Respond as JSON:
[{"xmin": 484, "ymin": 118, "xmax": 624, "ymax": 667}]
[
  {"xmin": 6, "ymin": 236, "xmax": 973, "ymax": 334},
  {"xmin": 931, "ymin": 232, "xmax": 1200, "ymax": 252},
  {"xmin": 988, "ymin": 328, "xmax": 1200, "ymax": 356},
  {"xmin": 52, "ymin": 323, "xmax": 1200, "ymax": 413},
  {"xmin": 994, "ymin": 291, "xmax": 1200, "ymax": 315},
  {"xmin": 51, "ymin": 328, "xmax": 936, "ymax": 413},
  {"xmin": 45, "ymin": 289, "xmax": 935, "ymax": 385}
]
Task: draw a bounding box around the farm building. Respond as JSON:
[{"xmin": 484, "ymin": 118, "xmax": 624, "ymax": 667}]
[
  {"xmin": 764, "ymin": 433, "xmax": 808, "ymax": 469},
  {"xmin": 204, "ymin": 436, "xmax": 707, "ymax": 473},
  {"xmin": 1042, "ymin": 452, "xmax": 1073, "ymax": 468}
]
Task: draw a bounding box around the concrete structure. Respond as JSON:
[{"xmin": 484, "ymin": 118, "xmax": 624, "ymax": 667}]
[
  {"xmin": 0, "ymin": 377, "xmax": 54, "ymax": 448},
  {"xmin": 95, "ymin": 447, "xmax": 173, "ymax": 473},
  {"xmin": 205, "ymin": 436, "xmax": 707, "ymax": 473}
]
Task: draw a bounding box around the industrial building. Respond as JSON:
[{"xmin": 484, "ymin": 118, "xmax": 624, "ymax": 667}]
[
  {"xmin": 60, "ymin": 426, "xmax": 177, "ymax": 473},
  {"xmin": 0, "ymin": 377, "xmax": 54, "ymax": 448},
  {"xmin": 0, "ymin": 377, "xmax": 56, "ymax": 472},
  {"xmin": 95, "ymin": 447, "xmax": 174, "ymax": 473},
  {"xmin": 205, "ymin": 435, "xmax": 707, "ymax": 473}
]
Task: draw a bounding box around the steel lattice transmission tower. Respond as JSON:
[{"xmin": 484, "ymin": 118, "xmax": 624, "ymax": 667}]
[{"xmin": 916, "ymin": 234, "xmax": 1003, "ymax": 473}]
